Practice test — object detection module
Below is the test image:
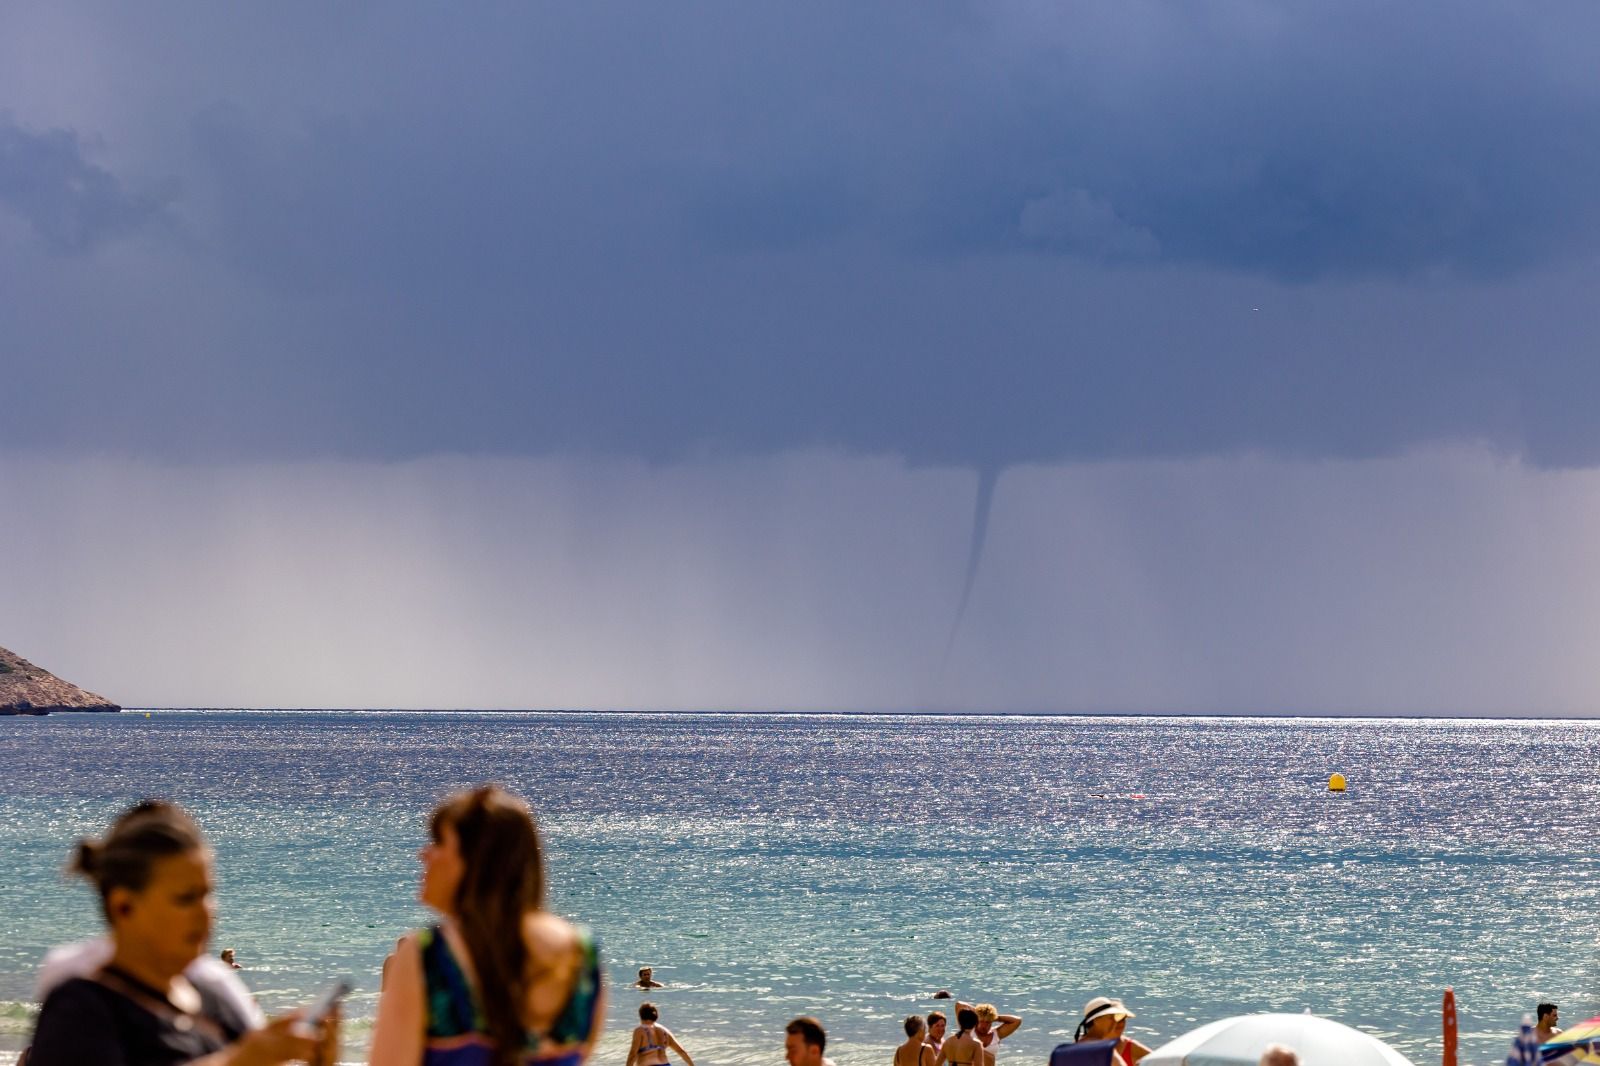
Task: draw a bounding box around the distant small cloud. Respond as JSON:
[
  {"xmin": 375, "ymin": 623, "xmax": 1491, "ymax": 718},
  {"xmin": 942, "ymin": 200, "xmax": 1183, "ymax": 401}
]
[{"xmin": 0, "ymin": 114, "xmax": 171, "ymax": 253}]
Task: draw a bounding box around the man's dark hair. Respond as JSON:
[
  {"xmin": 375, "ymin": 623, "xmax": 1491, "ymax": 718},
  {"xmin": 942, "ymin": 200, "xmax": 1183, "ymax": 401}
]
[
  {"xmin": 1538, "ymin": 1004, "xmax": 1558, "ymax": 1023},
  {"xmin": 787, "ymin": 1016, "xmax": 827, "ymax": 1052}
]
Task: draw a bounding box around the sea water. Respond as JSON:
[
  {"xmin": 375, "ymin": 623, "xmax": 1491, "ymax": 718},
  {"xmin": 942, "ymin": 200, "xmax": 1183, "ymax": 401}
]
[{"xmin": 2, "ymin": 711, "xmax": 1597, "ymax": 1066}]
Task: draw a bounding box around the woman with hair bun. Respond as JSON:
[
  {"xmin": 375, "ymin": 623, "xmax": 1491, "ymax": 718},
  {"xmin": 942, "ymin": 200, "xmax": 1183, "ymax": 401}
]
[
  {"xmin": 367, "ymin": 785, "xmax": 604, "ymax": 1066},
  {"xmin": 27, "ymin": 799, "xmax": 334, "ymax": 1066}
]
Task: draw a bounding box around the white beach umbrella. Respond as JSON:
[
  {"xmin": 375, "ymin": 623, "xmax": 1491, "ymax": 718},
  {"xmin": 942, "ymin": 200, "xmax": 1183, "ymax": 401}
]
[{"xmin": 1141, "ymin": 1013, "xmax": 1416, "ymax": 1066}]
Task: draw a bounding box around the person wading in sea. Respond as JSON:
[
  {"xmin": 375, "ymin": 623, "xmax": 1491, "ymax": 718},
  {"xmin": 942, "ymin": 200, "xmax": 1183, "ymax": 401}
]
[
  {"xmin": 1074, "ymin": 998, "xmax": 1150, "ymax": 1066},
  {"xmin": 626, "ymin": 1003, "xmax": 694, "ymax": 1066},
  {"xmin": 1536, "ymin": 1004, "xmax": 1561, "ymax": 1046},
  {"xmin": 954, "ymin": 1001, "xmax": 1021, "ymax": 1065},
  {"xmin": 895, "ymin": 1016, "xmax": 936, "ymax": 1066},
  {"xmin": 935, "ymin": 1009, "xmax": 987, "ymax": 1066},
  {"xmin": 786, "ymin": 1016, "xmax": 835, "ymax": 1066}
]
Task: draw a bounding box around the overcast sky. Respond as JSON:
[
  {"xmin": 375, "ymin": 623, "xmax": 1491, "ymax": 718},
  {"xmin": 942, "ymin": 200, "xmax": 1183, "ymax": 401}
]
[{"xmin": 4, "ymin": 3, "xmax": 1600, "ymax": 712}]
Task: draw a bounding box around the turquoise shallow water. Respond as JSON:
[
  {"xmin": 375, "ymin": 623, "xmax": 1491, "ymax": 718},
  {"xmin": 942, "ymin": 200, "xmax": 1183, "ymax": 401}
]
[{"xmin": 2, "ymin": 711, "xmax": 1598, "ymax": 1066}]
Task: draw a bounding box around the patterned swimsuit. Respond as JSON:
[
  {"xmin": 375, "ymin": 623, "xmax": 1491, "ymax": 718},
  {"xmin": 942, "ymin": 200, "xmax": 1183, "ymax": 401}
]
[{"xmin": 419, "ymin": 923, "xmax": 603, "ymax": 1066}]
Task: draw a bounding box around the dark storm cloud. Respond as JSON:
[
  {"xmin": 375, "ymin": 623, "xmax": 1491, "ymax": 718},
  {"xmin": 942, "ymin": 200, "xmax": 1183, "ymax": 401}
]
[
  {"xmin": 916, "ymin": 4, "xmax": 1600, "ymax": 280},
  {"xmin": 4, "ymin": 2, "xmax": 1600, "ymax": 467},
  {"xmin": 0, "ymin": 114, "xmax": 169, "ymax": 252}
]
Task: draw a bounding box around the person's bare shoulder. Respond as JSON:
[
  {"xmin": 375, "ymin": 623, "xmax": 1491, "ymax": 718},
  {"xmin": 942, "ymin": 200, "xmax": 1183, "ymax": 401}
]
[
  {"xmin": 526, "ymin": 911, "xmax": 581, "ymax": 951},
  {"xmin": 525, "ymin": 911, "xmax": 585, "ymax": 979}
]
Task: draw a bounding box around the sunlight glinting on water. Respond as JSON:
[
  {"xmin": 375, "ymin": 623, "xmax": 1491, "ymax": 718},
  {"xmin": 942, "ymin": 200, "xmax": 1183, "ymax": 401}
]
[{"xmin": 3, "ymin": 712, "xmax": 1598, "ymax": 1066}]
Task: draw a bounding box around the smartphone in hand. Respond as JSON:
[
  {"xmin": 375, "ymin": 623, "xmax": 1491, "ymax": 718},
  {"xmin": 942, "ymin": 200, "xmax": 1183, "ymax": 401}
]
[{"xmin": 300, "ymin": 979, "xmax": 352, "ymax": 1030}]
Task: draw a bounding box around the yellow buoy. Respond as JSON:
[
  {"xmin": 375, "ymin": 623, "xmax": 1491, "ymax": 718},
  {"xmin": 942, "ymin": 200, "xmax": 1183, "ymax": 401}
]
[
  {"xmin": 1328, "ymin": 772, "xmax": 1347, "ymax": 792},
  {"xmin": 144, "ymin": 712, "xmax": 151, "ymax": 718}
]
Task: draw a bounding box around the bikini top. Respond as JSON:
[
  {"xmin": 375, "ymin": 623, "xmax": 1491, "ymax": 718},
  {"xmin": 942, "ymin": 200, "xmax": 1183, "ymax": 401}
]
[
  {"xmin": 638, "ymin": 1024, "xmax": 669, "ymax": 1055},
  {"xmin": 946, "ymin": 1035, "xmax": 984, "ymax": 1066},
  {"xmin": 896, "ymin": 1042, "xmax": 933, "ymax": 1066},
  {"xmin": 418, "ymin": 923, "xmax": 603, "ymax": 1066}
]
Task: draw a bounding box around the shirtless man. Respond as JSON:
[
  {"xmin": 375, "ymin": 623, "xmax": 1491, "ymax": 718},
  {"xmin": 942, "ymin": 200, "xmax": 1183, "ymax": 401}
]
[
  {"xmin": 635, "ymin": 966, "xmax": 665, "ymax": 989},
  {"xmin": 1536, "ymin": 1004, "xmax": 1561, "ymax": 1046},
  {"xmin": 786, "ymin": 1015, "xmax": 836, "ymax": 1066}
]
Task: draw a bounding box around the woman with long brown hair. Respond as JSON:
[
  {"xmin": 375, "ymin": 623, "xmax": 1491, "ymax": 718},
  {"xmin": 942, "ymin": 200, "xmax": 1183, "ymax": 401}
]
[{"xmin": 368, "ymin": 785, "xmax": 604, "ymax": 1066}]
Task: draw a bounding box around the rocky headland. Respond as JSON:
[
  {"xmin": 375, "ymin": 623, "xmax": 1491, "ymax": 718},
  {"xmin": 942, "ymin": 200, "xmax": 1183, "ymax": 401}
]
[{"xmin": 0, "ymin": 645, "xmax": 121, "ymax": 715}]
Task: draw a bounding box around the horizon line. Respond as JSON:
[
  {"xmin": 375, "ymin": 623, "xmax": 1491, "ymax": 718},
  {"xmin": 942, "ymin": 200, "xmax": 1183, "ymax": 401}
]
[{"xmin": 111, "ymin": 706, "xmax": 1600, "ymax": 723}]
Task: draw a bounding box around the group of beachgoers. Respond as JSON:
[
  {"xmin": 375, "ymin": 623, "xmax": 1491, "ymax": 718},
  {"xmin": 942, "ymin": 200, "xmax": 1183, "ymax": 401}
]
[
  {"xmin": 21, "ymin": 785, "xmax": 600, "ymax": 1066},
  {"xmin": 622, "ymin": 980, "xmax": 1295, "ymax": 1066},
  {"xmin": 15, "ymin": 787, "xmax": 1569, "ymax": 1066}
]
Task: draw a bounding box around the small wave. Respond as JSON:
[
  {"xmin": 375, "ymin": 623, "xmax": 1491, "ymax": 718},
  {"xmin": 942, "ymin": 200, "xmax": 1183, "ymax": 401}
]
[{"xmin": 0, "ymin": 1001, "xmax": 37, "ymax": 1036}]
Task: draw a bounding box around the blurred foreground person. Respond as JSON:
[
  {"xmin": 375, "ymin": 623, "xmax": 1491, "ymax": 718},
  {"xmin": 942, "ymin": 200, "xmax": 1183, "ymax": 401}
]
[
  {"xmin": 368, "ymin": 785, "xmax": 604, "ymax": 1066},
  {"xmin": 27, "ymin": 800, "xmax": 332, "ymax": 1066}
]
